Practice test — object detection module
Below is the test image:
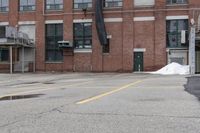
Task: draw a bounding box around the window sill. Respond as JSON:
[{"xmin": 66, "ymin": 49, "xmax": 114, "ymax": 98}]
[
  {"xmin": 103, "ymin": 7, "xmax": 122, "ymax": 10},
  {"xmin": 45, "ymin": 10, "xmax": 63, "ymax": 12},
  {"xmin": 0, "ymin": 12, "xmax": 8, "ymax": 14},
  {"xmin": 73, "ymin": 8, "xmax": 93, "ymax": 11},
  {"xmin": 134, "ymin": 5, "xmax": 155, "ymax": 8},
  {"xmin": 166, "ymin": 47, "xmax": 188, "ymax": 50},
  {"xmin": 74, "ymin": 49, "xmax": 92, "ymax": 53},
  {"xmin": 19, "ymin": 10, "xmax": 36, "ymax": 13},
  {"xmin": 103, "ymin": 53, "xmax": 110, "ymax": 55},
  {"xmin": 166, "ymin": 4, "xmax": 188, "ymax": 7},
  {"xmin": 0, "ymin": 62, "xmax": 9, "ymax": 64},
  {"xmin": 45, "ymin": 61, "xmax": 63, "ymax": 64}
]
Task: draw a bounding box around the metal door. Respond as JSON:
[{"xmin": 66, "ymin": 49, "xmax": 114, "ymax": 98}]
[{"xmin": 134, "ymin": 52, "xmax": 143, "ymax": 71}]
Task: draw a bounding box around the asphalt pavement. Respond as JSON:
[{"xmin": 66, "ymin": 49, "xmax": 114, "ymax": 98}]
[{"xmin": 0, "ymin": 73, "xmax": 199, "ymax": 133}]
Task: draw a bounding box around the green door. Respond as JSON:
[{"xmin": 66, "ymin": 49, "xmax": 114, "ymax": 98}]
[{"xmin": 134, "ymin": 52, "xmax": 143, "ymax": 71}]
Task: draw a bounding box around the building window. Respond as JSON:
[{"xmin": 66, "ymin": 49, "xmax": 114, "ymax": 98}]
[
  {"xmin": 74, "ymin": 23, "xmax": 92, "ymax": 49},
  {"xmin": 134, "ymin": 0, "xmax": 155, "ymax": 6},
  {"xmin": 45, "ymin": 24, "xmax": 63, "ymax": 62},
  {"xmin": 103, "ymin": 39, "xmax": 110, "ymax": 53},
  {"xmin": 0, "ymin": 0, "xmax": 9, "ymax": 12},
  {"xmin": 73, "ymin": 0, "xmax": 92, "ymax": 9},
  {"xmin": 0, "ymin": 48, "xmax": 9, "ymax": 62},
  {"xmin": 103, "ymin": 0, "xmax": 123, "ymax": 7},
  {"xmin": 46, "ymin": 0, "xmax": 63, "ymax": 11},
  {"xmin": 166, "ymin": 19, "xmax": 188, "ymax": 48},
  {"xmin": 0, "ymin": 26, "xmax": 6, "ymax": 38},
  {"xmin": 20, "ymin": 0, "xmax": 35, "ymax": 11},
  {"xmin": 19, "ymin": 25, "xmax": 36, "ymax": 41},
  {"xmin": 166, "ymin": 0, "xmax": 188, "ymax": 4}
]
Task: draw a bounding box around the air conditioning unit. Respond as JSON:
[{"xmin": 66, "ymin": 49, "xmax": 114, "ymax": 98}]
[{"xmin": 57, "ymin": 41, "xmax": 73, "ymax": 48}]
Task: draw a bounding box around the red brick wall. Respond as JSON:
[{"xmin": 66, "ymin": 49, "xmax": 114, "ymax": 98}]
[
  {"xmin": 102, "ymin": 22, "xmax": 123, "ymax": 72},
  {"xmin": 92, "ymin": 21, "xmax": 103, "ymax": 72},
  {"xmin": 154, "ymin": 11, "xmax": 167, "ymax": 70},
  {"xmin": 134, "ymin": 21, "xmax": 155, "ymax": 71},
  {"xmin": 45, "ymin": 63, "xmax": 64, "ymax": 72},
  {"xmin": 74, "ymin": 53, "xmax": 92, "ymax": 72},
  {"xmin": 0, "ymin": 64, "xmax": 10, "ymax": 73},
  {"xmin": 0, "ymin": 0, "xmax": 199, "ymax": 73}
]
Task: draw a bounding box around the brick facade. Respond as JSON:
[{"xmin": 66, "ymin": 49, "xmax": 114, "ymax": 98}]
[{"xmin": 0, "ymin": 0, "xmax": 200, "ymax": 72}]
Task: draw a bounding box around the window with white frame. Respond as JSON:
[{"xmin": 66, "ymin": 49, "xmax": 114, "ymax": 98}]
[
  {"xmin": 103, "ymin": 0, "xmax": 123, "ymax": 8},
  {"xmin": 73, "ymin": 0, "xmax": 92, "ymax": 9},
  {"xmin": 166, "ymin": 0, "xmax": 188, "ymax": 5},
  {"xmin": 46, "ymin": 0, "xmax": 63, "ymax": 10},
  {"xmin": 0, "ymin": 0, "xmax": 9, "ymax": 12},
  {"xmin": 20, "ymin": 0, "xmax": 35, "ymax": 11},
  {"xmin": 134, "ymin": 0, "xmax": 155, "ymax": 6}
]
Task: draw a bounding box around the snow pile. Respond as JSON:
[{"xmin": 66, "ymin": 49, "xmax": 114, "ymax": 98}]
[{"xmin": 151, "ymin": 62, "xmax": 189, "ymax": 75}]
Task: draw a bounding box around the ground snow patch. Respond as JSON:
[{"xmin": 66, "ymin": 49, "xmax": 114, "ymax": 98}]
[{"xmin": 151, "ymin": 62, "xmax": 189, "ymax": 75}]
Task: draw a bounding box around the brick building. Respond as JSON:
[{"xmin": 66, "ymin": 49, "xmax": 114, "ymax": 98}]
[{"xmin": 0, "ymin": 0, "xmax": 200, "ymax": 73}]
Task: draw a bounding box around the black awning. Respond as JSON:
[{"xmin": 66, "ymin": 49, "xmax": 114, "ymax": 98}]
[{"xmin": 95, "ymin": 0, "xmax": 108, "ymax": 46}]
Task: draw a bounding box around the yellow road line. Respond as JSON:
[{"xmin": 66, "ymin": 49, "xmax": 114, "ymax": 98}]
[
  {"xmin": 76, "ymin": 80, "xmax": 142, "ymax": 105},
  {"xmin": 0, "ymin": 81, "xmax": 92, "ymax": 99}
]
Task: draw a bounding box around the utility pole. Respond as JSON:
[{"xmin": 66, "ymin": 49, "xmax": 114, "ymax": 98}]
[{"xmin": 189, "ymin": 19, "xmax": 196, "ymax": 75}]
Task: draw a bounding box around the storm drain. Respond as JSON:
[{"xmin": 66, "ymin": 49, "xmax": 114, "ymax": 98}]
[{"xmin": 0, "ymin": 94, "xmax": 44, "ymax": 101}]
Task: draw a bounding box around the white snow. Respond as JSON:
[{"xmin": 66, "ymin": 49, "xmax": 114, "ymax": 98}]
[{"xmin": 151, "ymin": 62, "xmax": 189, "ymax": 75}]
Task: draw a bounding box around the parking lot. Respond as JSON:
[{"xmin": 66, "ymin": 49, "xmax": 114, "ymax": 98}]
[{"xmin": 0, "ymin": 73, "xmax": 200, "ymax": 133}]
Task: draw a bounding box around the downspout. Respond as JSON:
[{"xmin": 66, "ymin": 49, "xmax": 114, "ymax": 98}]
[{"xmin": 95, "ymin": 0, "xmax": 108, "ymax": 46}]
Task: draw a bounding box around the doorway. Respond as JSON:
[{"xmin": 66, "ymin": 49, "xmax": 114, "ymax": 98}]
[{"xmin": 134, "ymin": 52, "xmax": 143, "ymax": 71}]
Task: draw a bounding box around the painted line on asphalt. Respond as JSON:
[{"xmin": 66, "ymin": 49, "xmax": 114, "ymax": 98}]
[
  {"xmin": 76, "ymin": 80, "xmax": 143, "ymax": 105},
  {"xmin": 0, "ymin": 81, "xmax": 92, "ymax": 99}
]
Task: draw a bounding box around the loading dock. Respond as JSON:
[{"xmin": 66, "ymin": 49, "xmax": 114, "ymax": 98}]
[{"xmin": 0, "ymin": 26, "xmax": 35, "ymax": 74}]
